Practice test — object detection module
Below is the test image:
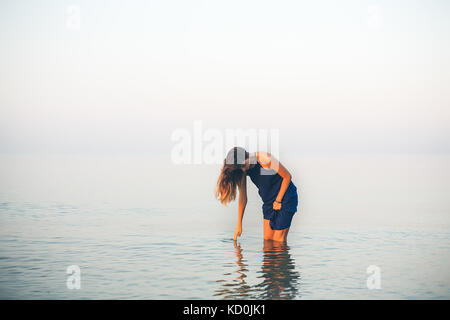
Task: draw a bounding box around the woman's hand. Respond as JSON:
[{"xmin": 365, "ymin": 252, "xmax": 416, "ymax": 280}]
[
  {"xmin": 233, "ymin": 225, "xmax": 242, "ymax": 240},
  {"xmin": 273, "ymin": 201, "xmax": 282, "ymax": 211}
]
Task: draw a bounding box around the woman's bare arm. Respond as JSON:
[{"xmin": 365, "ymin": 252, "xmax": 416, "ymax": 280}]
[
  {"xmin": 234, "ymin": 175, "xmax": 247, "ymax": 240},
  {"xmin": 257, "ymin": 152, "xmax": 292, "ymax": 209}
]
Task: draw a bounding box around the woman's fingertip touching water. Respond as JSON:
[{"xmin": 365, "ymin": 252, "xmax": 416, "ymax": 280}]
[{"xmin": 216, "ymin": 147, "xmax": 299, "ymax": 243}]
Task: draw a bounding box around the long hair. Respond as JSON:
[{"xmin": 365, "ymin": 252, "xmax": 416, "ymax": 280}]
[{"xmin": 216, "ymin": 147, "xmax": 249, "ymax": 205}]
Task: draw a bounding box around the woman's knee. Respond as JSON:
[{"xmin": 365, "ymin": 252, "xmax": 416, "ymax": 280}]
[
  {"xmin": 263, "ymin": 219, "xmax": 274, "ymax": 240},
  {"xmin": 263, "ymin": 229, "xmax": 274, "ymax": 240},
  {"xmin": 263, "ymin": 235, "xmax": 273, "ymax": 240},
  {"xmin": 272, "ymin": 229, "xmax": 289, "ymax": 242}
]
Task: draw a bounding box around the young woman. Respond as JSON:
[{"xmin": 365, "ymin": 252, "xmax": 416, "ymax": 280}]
[{"xmin": 216, "ymin": 147, "xmax": 299, "ymax": 242}]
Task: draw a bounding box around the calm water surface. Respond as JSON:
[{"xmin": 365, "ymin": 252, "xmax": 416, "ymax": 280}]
[{"xmin": 0, "ymin": 155, "xmax": 449, "ymax": 299}]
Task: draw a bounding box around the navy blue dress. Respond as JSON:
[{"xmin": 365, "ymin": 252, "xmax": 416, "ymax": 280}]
[{"xmin": 246, "ymin": 160, "xmax": 299, "ymax": 230}]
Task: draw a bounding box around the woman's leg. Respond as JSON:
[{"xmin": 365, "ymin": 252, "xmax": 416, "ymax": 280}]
[
  {"xmin": 263, "ymin": 219, "xmax": 275, "ymax": 240},
  {"xmin": 263, "ymin": 219, "xmax": 290, "ymax": 242},
  {"xmin": 273, "ymin": 227, "xmax": 289, "ymax": 242}
]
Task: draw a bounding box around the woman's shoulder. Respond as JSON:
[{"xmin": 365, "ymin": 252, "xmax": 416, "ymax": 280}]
[
  {"xmin": 255, "ymin": 151, "xmax": 272, "ymax": 167},
  {"xmin": 245, "ymin": 152, "xmax": 272, "ymax": 175}
]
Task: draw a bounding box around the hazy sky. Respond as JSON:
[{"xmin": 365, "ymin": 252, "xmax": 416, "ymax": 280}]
[{"xmin": 0, "ymin": 0, "xmax": 449, "ymax": 155}]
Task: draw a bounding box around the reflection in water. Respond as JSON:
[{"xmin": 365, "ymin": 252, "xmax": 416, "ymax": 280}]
[{"xmin": 214, "ymin": 240, "xmax": 301, "ymax": 299}]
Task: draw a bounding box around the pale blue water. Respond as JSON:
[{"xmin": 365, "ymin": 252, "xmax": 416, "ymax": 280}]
[{"xmin": 0, "ymin": 154, "xmax": 449, "ymax": 299}]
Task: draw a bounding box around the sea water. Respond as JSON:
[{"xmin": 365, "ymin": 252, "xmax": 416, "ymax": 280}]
[{"xmin": 0, "ymin": 154, "xmax": 449, "ymax": 299}]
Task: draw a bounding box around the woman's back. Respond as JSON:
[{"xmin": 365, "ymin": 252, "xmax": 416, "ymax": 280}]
[{"xmin": 247, "ymin": 160, "xmax": 298, "ymax": 214}]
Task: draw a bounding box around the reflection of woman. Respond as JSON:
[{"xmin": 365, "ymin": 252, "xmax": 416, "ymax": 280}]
[
  {"xmin": 214, "ymin": 240, "xmax": 301, "ymax": 299},
  {"xmin": 256, "ymin": 240, "xmax": 300, "ymax": 300},
  {"xmin": 214, "ymin": 241, "xmax": 251, "ymax": 299},
  {"xmin": 216, "ymin": 147, "xmax": 299, "ymax": 242}
]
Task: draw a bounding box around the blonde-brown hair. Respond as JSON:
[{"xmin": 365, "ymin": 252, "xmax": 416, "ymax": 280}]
[{"xmin": 215, "ymin": 147, "xmax": 249, "ymax": 205}]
